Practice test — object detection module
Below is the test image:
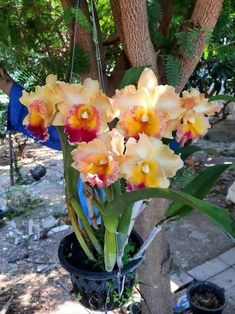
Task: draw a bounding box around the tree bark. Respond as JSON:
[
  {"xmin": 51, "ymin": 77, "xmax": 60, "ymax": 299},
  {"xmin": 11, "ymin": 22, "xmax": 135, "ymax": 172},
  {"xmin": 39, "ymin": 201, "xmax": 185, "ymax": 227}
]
[
  {"xmin": 0, "ymin": 67, "xmax": 13, "ymax": 97},
  {"xmin": 159, "ymin": 0, "xmax": 173, "ymax": 38},
  {"xmin": 135, "ymin": 199, "xmax": 173, "ymax": 314},
  {"xmin": 110, "ymin": 0, "xmax": 159, "ymax": 78},
  {"xmin": 178, "ymin": 0, "xmax": 223, "ymax": 91}
]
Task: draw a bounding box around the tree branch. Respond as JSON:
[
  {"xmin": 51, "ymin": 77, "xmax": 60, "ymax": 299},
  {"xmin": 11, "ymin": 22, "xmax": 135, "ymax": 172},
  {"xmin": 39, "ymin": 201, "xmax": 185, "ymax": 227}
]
[
  {"xmin": 178, "ymin": 0, "xmax": 223, "ymax": 91},
  {"xmin": 159, "ymin": 0, "xmax": 173, "ymax": 38},
  {"xmin": 110, "ymin": 0, "xmax": 158, "ymax": 78},
  {"xmin": 60, "ymin": 0, "xmax": 99, "ymax": 80}
]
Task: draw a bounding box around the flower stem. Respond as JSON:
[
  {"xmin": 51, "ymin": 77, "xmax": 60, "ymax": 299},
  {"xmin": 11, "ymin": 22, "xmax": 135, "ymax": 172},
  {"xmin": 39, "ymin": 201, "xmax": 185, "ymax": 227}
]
[
  {"xmin": 70, "ymin": 196, "xmax": 102, "ymax": 256},
  {"xmin": 67, "ymin": 205, "xmax": 96, "ymax": 262}
]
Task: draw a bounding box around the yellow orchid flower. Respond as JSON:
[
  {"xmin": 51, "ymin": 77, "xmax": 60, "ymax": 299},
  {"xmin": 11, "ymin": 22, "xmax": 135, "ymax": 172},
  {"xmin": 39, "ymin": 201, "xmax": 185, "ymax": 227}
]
[
  {"xmin": 20, "ymin": 74, "xmax": 61, "ymax": 142},
  {"xmin": 120, "ymin": 134, "xmax": 183, "ymax": 190},
  {"xmin": 71, "ymin": 134, "xmax": 120, "ymax": 188},
  {"xmin": 55, "ymin": 79, "xmax": 112, "ymax": 144},
  {"xmin": 111, "ymin": 68, "xmax": 184, "ymax": 139},
  {"xmin": 176, "ymin": 88, "xmax": 220, "ymax": 146},
  {"xmin": 176, "ymin": 111, "xmax": 211, "ymax": 146}
]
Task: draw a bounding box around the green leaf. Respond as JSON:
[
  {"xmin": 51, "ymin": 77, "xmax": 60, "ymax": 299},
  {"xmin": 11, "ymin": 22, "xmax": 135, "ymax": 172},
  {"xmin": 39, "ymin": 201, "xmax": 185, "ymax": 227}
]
[
  {"xmin": 164, "ymin": 55, "xmax": 182, "ymax": 87},
  {"xmin": 63, "ymin": 7, "xmax": 91, "ymax": 33},
  {"xmin": 70, "ymin": 43, "xmax": 90, "ymax": 75},
  {"xmin": 208, "ymin": 95, "xmax": 235, "ymax": 102},
  {"xmin": 71, "ymin": 8, "xmax": 92, "ymax": 33},
  {"xmin": 120, "ymin": 66, "xmax": 151, "ymax": 89},
  {"xmin": 70, "ymin": 197, "xmax": 102, "ymax": 256},
  {"xmin": 178, "ymin": 145, "xmax": 219, "ymax": 160},
  {"xmin": 105, "ymin": 187, "xmax": 235, "ymax": 238},
  {"xmin": 104, "ymin": 230, "xmax": 116, "ymax": 271},
  {"xmin": 166, "ymin": 163, "xmax": 235, "ymax": 224},
  {"xmin": 176, "ymin": 29, "xmax": 199, "ymax": 58}
]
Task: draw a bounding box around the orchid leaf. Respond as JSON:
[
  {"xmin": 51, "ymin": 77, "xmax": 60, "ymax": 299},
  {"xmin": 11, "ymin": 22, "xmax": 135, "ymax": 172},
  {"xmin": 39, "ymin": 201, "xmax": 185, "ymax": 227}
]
[
  {"xmin": 120, "ymin": 66, "xmax": 151, "ymax": 89},
  {"xmin": 166, "ymin": 163, "xmax": 235, "ymax": 219},
  {"xmin": 178, "ymin": 145, "xmax": 219, "ymax": 160},
  {"xmin": 208, "ymin": 95, "xmax": 235, "ymax": 102},
  {"xmin": 105, "ymin": 188, "xmax": 235, "ymax": 238}
]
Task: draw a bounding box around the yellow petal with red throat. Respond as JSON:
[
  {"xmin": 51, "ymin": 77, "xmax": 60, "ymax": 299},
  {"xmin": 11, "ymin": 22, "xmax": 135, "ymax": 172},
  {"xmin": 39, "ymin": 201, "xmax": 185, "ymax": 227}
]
[
  {"xmin": 56, "ymin": 81, "xmax": 112, "ymax": 143},
  {"xmin": 20, "ymin": 74, "xmax": 61, "ymax": 141},
  {"xmin": 71, "ymin": 138, "xmax": 119, "ymax": 187},
  {"xmin": 120, "ymin": 134, "xmax": 183, "ymax": 190},
  {"xmin": 56, "ymin": 83, "xmax": 90, "ymax": 119},
  {"xmin": 119, "ymin": 106, "xmax": 166, "ymax": 139},
  {"xmin": 64, "ymin": 96, "xmax": 111, "ymax": 144},
  {"xmin": 65, "ymin": 104, "xmax": 100, "ymax": 143},
  {"xmin": 176, "ymin": 112, "xmax": 211, "ymax": 146}
]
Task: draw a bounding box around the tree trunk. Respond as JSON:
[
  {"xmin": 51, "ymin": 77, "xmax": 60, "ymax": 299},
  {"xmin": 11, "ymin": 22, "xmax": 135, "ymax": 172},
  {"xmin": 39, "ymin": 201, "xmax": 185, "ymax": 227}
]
[
  {"xmin": 135, "ymin": 199, "xmax": 172, "ymax": 314},
  {"xmin": 178, "ymin": 0, "xmax": 223, "ymax": 91},
  {"xmin": 110, "ymin": 0, "xmax": 158, "ymax": 76}
]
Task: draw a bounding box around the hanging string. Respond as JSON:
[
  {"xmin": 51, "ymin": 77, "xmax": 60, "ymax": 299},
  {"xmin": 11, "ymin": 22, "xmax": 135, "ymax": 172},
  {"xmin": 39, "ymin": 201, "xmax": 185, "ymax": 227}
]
[
  {"xmin": 90, "ymin": 0, "xmax": 105, "ymax": 92},
  {"xmin": 70, "ymin": 0, "xmax": 80, "ymax": 83}
]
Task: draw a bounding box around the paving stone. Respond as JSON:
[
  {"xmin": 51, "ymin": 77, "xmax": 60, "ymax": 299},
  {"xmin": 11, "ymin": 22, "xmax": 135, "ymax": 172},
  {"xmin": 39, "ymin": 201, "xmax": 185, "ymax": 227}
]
[
  {"xmin": 170, "ymin": 272, "xmax": 193, "ymax": 293},
  {"xmin": 210, "ymin": 268, "xmax": 235, "ymax": 290},
  {"xmin": 188, "ymin": 257, "xmax": 229, "ymax": 281},
  {"xmin": 218, "ymin": 247, "xmax": 235, "ymax": 266},
  {"xmin": 228, "ymin": 284, "xmax": 235, "ymax": 302}
]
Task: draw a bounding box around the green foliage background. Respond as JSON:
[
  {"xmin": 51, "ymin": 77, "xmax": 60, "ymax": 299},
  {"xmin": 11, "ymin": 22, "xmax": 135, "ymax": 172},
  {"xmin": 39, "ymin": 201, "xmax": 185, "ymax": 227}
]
[{"xmin": 0, "ymin": 0, "xmax": 234, "ymax": 90}]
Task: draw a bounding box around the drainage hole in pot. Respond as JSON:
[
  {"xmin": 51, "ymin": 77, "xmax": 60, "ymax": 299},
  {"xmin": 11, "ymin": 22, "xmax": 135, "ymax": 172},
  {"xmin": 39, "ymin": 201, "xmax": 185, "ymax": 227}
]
[{"xmin": 191, "ymin": 290, "xmax": 223, "ymax": 309}]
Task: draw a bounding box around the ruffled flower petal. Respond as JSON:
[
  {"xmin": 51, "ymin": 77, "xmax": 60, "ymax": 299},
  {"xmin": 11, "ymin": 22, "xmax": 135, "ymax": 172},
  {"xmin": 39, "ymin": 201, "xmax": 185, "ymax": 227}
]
[
  {"xmin": 162, "ymin": 119, "xmax": 180, "ymax": 139},
  {"xmin": 83, "ymin": 78, "xmax": 100, "ymax": 93},
  {"xmin": 149, "ymin": 137, "xmax": 184, "ymax": 177},
  {"xmin": 194, "ymin": 101, "xmax": 221, "ymax": 115},
  {"xmin": 181, "ymin": 88, "xmax": 220, "ymax": 115},
  {"xmin": 111, "ymin": 86, "xmax": 147, "ymax": 117},
  {"xmin": 153, "ymin": 85, "xmax": 184, "ymax": 120},
  {"xmin": 56, "ymin": 83, "xmax": 90, "ymax": 118},
  {"xmin": 71, "ymin": 139, "xmax": 119, "ymax": 187},
  {"xmin": 99, "ymin": 129, "xmax": 125, "ymax": 162}
]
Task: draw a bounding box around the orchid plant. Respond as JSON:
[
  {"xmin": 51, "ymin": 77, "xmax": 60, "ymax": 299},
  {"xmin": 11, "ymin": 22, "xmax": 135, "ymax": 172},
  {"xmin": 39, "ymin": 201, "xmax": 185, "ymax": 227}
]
[{"xmin": 20, "ymin": 68, "xmax": 235, "ymax": 272}]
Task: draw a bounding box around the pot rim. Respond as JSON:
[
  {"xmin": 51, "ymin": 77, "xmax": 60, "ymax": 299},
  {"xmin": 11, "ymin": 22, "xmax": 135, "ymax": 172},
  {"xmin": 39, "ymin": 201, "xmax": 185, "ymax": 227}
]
[
  {"xmin": 58, "ymin": 231, "xmax": 143, "ymax": 280},
  {"xmin": 187, "ymin": 280, "xmax": 228, "ymax": 312}
]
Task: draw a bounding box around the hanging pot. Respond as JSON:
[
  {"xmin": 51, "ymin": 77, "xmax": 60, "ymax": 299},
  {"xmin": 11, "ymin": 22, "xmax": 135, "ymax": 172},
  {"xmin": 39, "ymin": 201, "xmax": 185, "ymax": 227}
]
[
  {"xmin": 187, "ymin": 280, "xmax": 227, "ymax": 314},
  {"xmin": 58, "ymin": 231, "xmax": 143, "ymax": 311}
]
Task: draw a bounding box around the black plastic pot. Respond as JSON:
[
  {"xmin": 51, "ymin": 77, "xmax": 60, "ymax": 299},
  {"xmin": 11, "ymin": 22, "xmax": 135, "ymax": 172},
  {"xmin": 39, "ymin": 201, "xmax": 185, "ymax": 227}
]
[
  {"xmin": 58, "ymin": 231, "xmax": 143, "ymax": 311},
  {"xmin": 187, "ymin": 280, "xmax": 227, "ymax": 314}
]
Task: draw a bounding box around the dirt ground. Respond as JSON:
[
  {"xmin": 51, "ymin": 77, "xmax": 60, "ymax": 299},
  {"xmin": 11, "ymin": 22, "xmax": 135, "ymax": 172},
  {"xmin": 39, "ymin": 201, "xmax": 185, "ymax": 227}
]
[{"xmin": 0, "ymin": 135, "xmax": 234, "ymax": 313}]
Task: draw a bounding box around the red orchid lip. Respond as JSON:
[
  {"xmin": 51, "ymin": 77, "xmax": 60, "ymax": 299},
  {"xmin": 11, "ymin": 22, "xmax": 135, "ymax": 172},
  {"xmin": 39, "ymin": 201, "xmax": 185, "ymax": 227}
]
[
  {"xmin": 65, "ymin": 104, "xmax": 100, "ymax": 144},
  {"xmin": 26, "ymin": 123, "xmax": 49, "ymax": 142}
]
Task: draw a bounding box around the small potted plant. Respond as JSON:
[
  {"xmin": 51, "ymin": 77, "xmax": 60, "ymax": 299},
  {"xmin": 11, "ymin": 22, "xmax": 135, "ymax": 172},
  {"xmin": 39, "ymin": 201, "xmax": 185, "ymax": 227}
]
[
  {"xmin": 187, "ymin": 280, "xmax": 227, "ymax": 314},
  {"xmin": 20, "ymin": 68, "xmax": 235, "ymax": 311}
]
